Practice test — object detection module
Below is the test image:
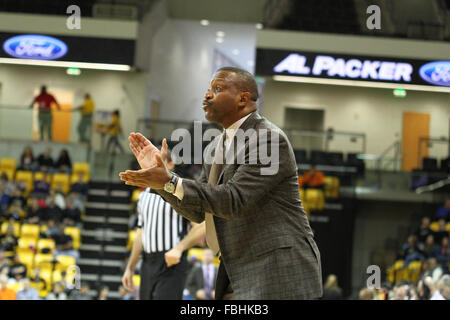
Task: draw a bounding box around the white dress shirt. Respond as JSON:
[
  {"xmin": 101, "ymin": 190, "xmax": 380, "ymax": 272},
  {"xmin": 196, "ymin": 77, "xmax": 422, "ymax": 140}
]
[{"xmin": 173, "ymin": 112, "xmax": 253, "ymax": 200}]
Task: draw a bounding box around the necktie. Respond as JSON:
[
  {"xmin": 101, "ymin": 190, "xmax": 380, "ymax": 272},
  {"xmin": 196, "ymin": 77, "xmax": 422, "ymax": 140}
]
[{"xmin": 205, "ymin": 131, "xmax": 226, "ymax": 254}]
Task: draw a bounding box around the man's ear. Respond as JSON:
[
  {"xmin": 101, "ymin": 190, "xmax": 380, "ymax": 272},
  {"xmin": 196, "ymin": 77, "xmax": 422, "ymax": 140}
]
[{"xmin": 238, "ymin": 92, "xmax": 251, "ymax": 107}]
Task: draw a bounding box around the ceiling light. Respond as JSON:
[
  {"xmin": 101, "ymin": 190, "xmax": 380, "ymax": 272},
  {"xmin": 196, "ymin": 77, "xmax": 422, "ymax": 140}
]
[
  {"xmin": 256, "ymin": 23, "xmax": 263, "ymax": 30},
  {"xmin": 216, "ymin": 37, "xmax": 224, "ymax": 43},
  {"xmin": 200, "ymin": 20, "xmax": 209, "ymax": 26},
  {"xmin": 216, "ymin": 31, "xmax": 225, "ymax": 37},
  {"xmin": 232, "ymin": 49, "xmax": 240, "ymax": 55}
]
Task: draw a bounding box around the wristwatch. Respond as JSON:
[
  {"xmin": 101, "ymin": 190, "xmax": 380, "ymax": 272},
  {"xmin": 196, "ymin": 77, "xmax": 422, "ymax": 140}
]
[{"xmin": 164, "ymin": 174, "xmax": 178, "ymax": 194}]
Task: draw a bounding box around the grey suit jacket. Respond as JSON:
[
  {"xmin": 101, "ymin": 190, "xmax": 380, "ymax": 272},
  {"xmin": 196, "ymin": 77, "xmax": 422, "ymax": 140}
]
[{"xmin": 157, "ymin": 111, "xmax": 323, "ymax": 299}]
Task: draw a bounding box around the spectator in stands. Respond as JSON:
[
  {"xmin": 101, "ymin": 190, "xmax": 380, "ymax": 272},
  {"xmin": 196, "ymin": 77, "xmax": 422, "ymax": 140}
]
[
  {"xmin": 436, "ymin": 199, "xmax": 450, "ymax": 221},
  {"xmin": 52, "ymin": 223, "xmax": 79, "ymax": 261},
  {"xmin": 29, "ymin": 85, "xmax": 61, "ymax": 141},
  {"xmin": 416, "ymin": 217, "xmax": 433, "ymax": 244},
  {"xmin": 16, "ymin": 278, "xmax": 39, "ymax": 300},
  {"xmin": 26, "ymin": 198, "xmax": 46, "ymax": 224},
  {"xmin": 8, "ymin": 188, "xmax": 26, "ymax": 209},
  {"xmin": 37, "ymin": 148, "xmax": 54, "ymax": 172},
  {"xmin": 0, "ymin": 274, "xmax": 16, "ymax": 300},
  {"xmin": 32, "ymin": 172, "xmax": 51, "ymax": 197},
  {"xmin": 70, "ymin": 172, "xmax": 89, "ymax": 198},
  {"xmin": 4, "ymin": 200, "xmax": 25, "ymax": 222},
  {"xmin": 46, "ymin": 281, "xmax": 67, "ymax": 300},
  {"xmin": 321, "ymin": 274, "xmax": 344, "ymax": 300},
  {"xmin": 30, "ymin": 268, "xmax": 47, "ymax": 294},
  {"xmin": 119, "ymin": 285, "xmax": 134, "ymax": 300},
  {"xmin": 52, "ymin": 187, "xmax": 66, "ymax": 210},
  {"xmin": 0, "ymin": 225, "xmax": 18, "ymax": 252},
  {"xmin": 400, "ymin": 234, "xmax": 424, "ymax": 265},
  {"xmin": 0, "ymin": 184, "xmax": 9, "ymax": 215},
  {"xmin": 433, "ymin": 219, "xmax": 449, "ymax": 245},
  {"xmin": 106, "ymin": 110, "xmax": 124, "ymax": 154},
  {"xmin": 74, "ymin": 93, "xmax": 95, "ymax": 143},
  {"xmin": 8, "ymin": 254, "xmax": 27, "ymax": 281},
  {"xmin": 97, "ymin": 285, "xmax": 109, "ymax": 300},
  {"xmin": 185, "ymin": 248, "xmax": 217, "ymax": 300},
  {"xmin": 55, "ymin": 149, "xmax": 72, "ymax": 174},
  {"xmin": 391, "ymin": 283, "xmax": 409, "ymax": 300},
  {"xmin": 67, "ymin": 191, "xmax": 85, "ymax": 212},
  {"xmin": 434, "ymin": 236, "xmax": 449, "ymax": 267},
  {"xmin": 70, "ymin": 282, "xmax": 92, "ymax": 300},
  {"xmin": 301, "ymin": 164, "xmax": 325, "ymax": 189},
  {"xmin": 421, "ymin": 234, "xmax": 439, "ymax": 258},
  {"xmin": 45, "ymin": 193, "xmax": 63, "ymax": 223},
  {"xmin": 0, "ymin": 173, "xmax": 15, "ymax": 196},
  {"xmin": 423, "ymin": 257, "xmax": 444, "ymax": 283},
  {"xmin": 358, "ymin": 287, "xmax": 375, "ymax": 300},
  {"xmin": 62, "ymin": 199, "xmax": 81, "ymax": 228},
  {"xmin": 19, "ymin": 146, "xmax": 37, "ymax": 172},
  {"xmin": 0, "ymin": 251, "xmax": 10, "ymax": 276}
]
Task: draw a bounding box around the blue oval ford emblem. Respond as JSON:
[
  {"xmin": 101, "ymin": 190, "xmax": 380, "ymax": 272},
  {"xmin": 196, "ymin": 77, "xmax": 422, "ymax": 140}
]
[
  {"xmin": 419, "ymin": 61, "xmax": 450, "ymax": 87},
  {"xmin": 3, "ymin": 34, "xmax": 68, "ymax": 60}
]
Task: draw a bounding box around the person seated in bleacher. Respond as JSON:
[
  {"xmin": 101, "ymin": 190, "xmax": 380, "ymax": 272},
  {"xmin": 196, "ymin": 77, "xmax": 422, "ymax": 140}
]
[
  {"xmin": 400, "ymin": 234, "xmax": 425, "ymax": 266},
  {"xmin": 301, "ymin": 164, "xmax": 325, "ymax": 189},
  {"xmin": 69, "ymin": 282, "xmax": 92, "ymax": 300},
  {"xmin": 67, "ymin": 191, "xmax": 84, "ymax": 212},
  {"xmin": 415, "ymin": 216, "xmax": 433, "ymax": 245},
  {"xmin": 7, "ymin": 188, "xmax": 26, "ymax": 210},
  {"xmin": 436, "ymin": 199, "xmax": 450, "ymax": 221},
  {"xmin": 36, "ymin": 148, "xmax": 55, "ymax": 173},
  {"xmin": 18, "ymin": 146, "xmax": 38, "ymax": 172},
  {"xmin": 423, "ymin": 258, "xmax": 444, "ymax": 284},
  {"xmin": 46, "ymin": 281, "xmax": 67, "ymax": 300},
  {"xmin": 52, "ymin": 187, "xmax": 66, "ymax": 210},
  {"xmin": 434, "ymin": 219, "xmax": 449, "ymax": 245},
  {"xmin": 0, "ymin": 225, "xmax": 18, "ymax": 253},
  {"xmin": 3, "ymin": 201, "xmax": 25, "ymax": 222},
  {"xmin": 434, "ymin": 236, "xmax": 449, "ymax": 269},
  {"xmin": 52, "ymin": 223, "xmax": 79, "ymax": 261},
  {"xmin": 70, "ymin": 172, "xmax": 88, "ymax": 199},
  {"xmin": 62, "ymin": 199, "xmax": 82, "ymax": 228},
  {"xmin": 0, "ymin": 184, "xmax": 9, "ymax": 217},
  {"xmin": 54, "ymin": 149, "xmax": 72, "ymax": 174},
  {"xmin": 44, "ymin": 193, "xmax": 64, "ymax": 224},
  {"xmin": 185, "ymin": 248, "xmax": 217, "ymax": 300},
  {"xmin": 0, "ymin": 173, "xmax": 16, "ymax": 196},
  {"xmin": 32, "ymin": 172, "xmax": 51, "ymax": 198},
  {"xmin": 16, "ymin": 278, "xmax": 39, "ymax": 300},
  {"xmin": 0, "ymin": 274, "xmax": 16, "ymax": 300},
  {"xmin": 420, "ymin": 234, "xmax": 439, "ymax": 259},
  {"xmin": 0, "ymin": 251, "xmax": 10, "ymax": 276},
  {"xmin": 26, "ymin": 198, "xmax": 46, "ymax": 225},
  {"xmin": 8, "ymin": 254, "xmax": 27, "ymax": 282}
]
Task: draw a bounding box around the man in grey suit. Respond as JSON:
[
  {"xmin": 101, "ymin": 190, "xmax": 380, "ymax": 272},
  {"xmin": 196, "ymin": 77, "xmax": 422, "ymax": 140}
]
[
  {"xmin": 120, "ymin": 67, "xmax": 323, "ymax": 300},
  {"xmin": 185, "ymin": 248, "xmax": 218, "ymax": 300}
]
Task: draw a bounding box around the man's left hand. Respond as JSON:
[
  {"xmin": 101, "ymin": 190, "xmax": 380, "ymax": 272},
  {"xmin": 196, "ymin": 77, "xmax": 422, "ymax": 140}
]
[
  {"xmin": 119, "ymin": 153, "xmax": 171, "ymax": 189},
  {"xmin": 165, "ymin": 247, "xmax": 183, "ymax": 267}
]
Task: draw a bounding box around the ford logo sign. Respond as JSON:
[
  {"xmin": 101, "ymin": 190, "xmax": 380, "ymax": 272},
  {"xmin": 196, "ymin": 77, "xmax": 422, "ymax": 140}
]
[
  {"xmin": 3, "ymin": 34, "xmax": 68, "ymax": 60},
  {"xmin": 419, "ymin": 61, "xmax": 450, "ymax": 87}
]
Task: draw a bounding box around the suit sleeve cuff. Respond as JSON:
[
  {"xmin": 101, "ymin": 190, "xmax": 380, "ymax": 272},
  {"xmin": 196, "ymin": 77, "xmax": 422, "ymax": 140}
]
[{"xmin": 173, "ymin": 177, "xmax": 184, "ymax": 200}]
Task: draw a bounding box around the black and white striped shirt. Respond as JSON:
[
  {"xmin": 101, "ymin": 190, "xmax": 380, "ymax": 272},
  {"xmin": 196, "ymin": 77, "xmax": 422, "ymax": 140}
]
[{"xmin": 137, "ymin": 188, "xmax": 189, "ymax": 254}]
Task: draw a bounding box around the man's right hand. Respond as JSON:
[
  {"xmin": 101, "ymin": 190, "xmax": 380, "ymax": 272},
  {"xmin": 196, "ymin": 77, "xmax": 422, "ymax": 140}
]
[
  {"xmin": 122, "ymin": 268, "xmax": 135, "ymax": 292},
  {"xmin": 128, "ymin": 133, "xmax": 168, "ymax": 169}
]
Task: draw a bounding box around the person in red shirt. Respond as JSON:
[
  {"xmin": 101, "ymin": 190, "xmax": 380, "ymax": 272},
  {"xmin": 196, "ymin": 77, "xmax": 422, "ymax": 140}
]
[
  {"xmin": 301, "ymin": 164, "xmax": 325, "ymax": 189},
  {"xmin": 29, "ymin": 85, "xmax": 61, "ymax": 141}
]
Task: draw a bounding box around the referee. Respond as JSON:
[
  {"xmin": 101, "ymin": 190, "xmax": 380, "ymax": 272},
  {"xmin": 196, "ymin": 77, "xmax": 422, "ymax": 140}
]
[{"xmin": 122, "ymin": 152, "xmax": 206, "ymax": 300}]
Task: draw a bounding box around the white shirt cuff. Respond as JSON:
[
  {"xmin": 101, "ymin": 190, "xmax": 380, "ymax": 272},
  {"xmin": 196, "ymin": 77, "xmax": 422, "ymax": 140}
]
[{"xmin": 173, "ymin": 177, "xmax": 184, "ymax": 200}]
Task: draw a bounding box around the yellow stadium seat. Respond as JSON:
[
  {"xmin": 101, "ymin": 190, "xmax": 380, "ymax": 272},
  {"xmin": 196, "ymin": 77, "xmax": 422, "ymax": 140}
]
[
  {"xmin": 133, "ymin": 275, "xmax": 140, "ymax": 287},
  {"xmin": 127, "ymin": 230, "xmax": 137, "ymax": 250},
  {"xmin": 18, "ymin": 237, "xmax": 37, "ymax": 252},
  {"xmin": 0, "ymin": 168, "xmax": 15, "ymax": 181},
  {"xmin": 51, "ymin": 173, "xmax": 70, "ymax": 195},
  {"xmin": 40, "ymin": 269, "xmax": 53, "ymax": 289},
  {"xmin": 430, "ymin": 222, "xmax": 439, "ymax": 232},
  {"xmin": 52, "ymin": 270, "xmax": 63, "ymax": 283},
  {"xmin": 72, "ymin": 162, "xmax": 90, "ymax": 181},
  {"xmin": 64, "ymin": 227, "xmax": 81, "ymax": 250},
  {"xmin": 34, "ymin": 253, "xmax": 55, "ymax": 270},
  {"xmin": 0, "ymin": 158, "xmax": 17, "ymax": 171},
  {"xmin": 324, "ymin": 176, "xmax": 340, "ymax": 198},
  {"xmin": 40, "ymin": 225, "xmax": 48, "ymax": 234},
  {"xmin": 132, "ymin": 189, "xmax": 142, "ymax": 202},
  {"xmin": 37, "ymin": 238, "xmax": 56, "ymax": 254},
  {"xmin": 305, "ymin": 188, "xmax": 325, "ymax": 211},
  {"xmin": 17, "ymin": 251, "xmax": 35, "ymax": 272},
  {"xmin": 33, "ymin": 172, "xmax": 52, "ymax": 183},
  {"xmin": 1, "ymin": 221, "xmax": 21, "ymax": 237},
  {"xmin": 70, "ymin": 172, "xmax": 89, "ymax": 184},
  {"xmin": 20, "ymin": 224, "xmax": 40, "ymax": 239},
  {"xmin": 55, "ymin": 255, "xmax": 76, "ymax": 272},
  {"xmin": 408, "ymin": 260, "xmax": 423, "ymax": 283},
  {"xmin": 446, "ymin": 222, "xmax": 450, "ymax": 232},
  {"xmin": 14, "ymin": 170, "xmax": 33, "ymax": 195}
]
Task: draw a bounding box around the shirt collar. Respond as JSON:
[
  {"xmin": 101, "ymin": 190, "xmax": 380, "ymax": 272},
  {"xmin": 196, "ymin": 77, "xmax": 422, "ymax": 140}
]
[{"xmin": 224, "ymin": 112, "xmax": 253, "ymax": 141}]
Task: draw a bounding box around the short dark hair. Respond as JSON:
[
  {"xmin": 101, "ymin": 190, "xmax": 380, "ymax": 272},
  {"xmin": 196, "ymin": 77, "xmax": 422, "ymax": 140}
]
[{"xmin": 216, "ymin": 66, "xmax": 259, "ymax": 101}]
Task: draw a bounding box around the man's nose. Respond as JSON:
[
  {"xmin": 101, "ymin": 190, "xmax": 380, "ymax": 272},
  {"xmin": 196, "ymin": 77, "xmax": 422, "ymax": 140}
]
[{"xmin": 204, "ymin": 89, "xmax": 213, "ymax": 100}]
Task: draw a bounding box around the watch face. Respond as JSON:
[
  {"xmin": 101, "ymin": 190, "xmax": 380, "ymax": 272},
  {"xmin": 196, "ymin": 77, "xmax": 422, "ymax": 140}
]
[{"xmin": 165, "ymin": 183, "xmax": 175, "ymax": 193}]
